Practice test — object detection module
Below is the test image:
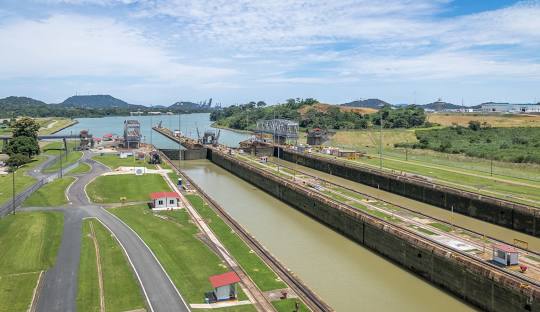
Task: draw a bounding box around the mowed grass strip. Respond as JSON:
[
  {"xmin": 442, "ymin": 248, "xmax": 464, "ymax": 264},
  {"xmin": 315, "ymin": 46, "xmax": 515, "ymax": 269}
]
[
  {"xmin": 23, "ymin": 177, "xmax": 75, "ymax": 207},
  {"xmin": 0, "ymin": 212, "xmax": 64, "ymax": 312},
  {"xmin": 110, "ymin": 204, "xmax": 233, "ymax": 303},
  {"xmin": 86, "ymin": 174, "xmax": 170, "ymax": 203},
  {"xmin": 92, "ymin": 154, "xmax": 156, "ymax": 169},
  {"xmin": 185, "ymin": 194, "xmax": 286, "ymax": 291},
  {"xmin": 197, "ymin": 305, "xmax": 257, "ymax": 312},
  {"xmin": 77, "ymin": 219, "xmax": 145, "ymax": 312},
  {"xmin": 69, "ymin": 162, "xmax": 91, "ymax": 175},
  {"xmin": 77, "ymin": 220, "xmax": 100, "ymax": 312},
  {"xmin": 272, "ymin": 298, "xmax": 310, "ymax": 312},
  {"xmin": 43, "ymin": 151, "xmax": 83, "ymax": 173}
]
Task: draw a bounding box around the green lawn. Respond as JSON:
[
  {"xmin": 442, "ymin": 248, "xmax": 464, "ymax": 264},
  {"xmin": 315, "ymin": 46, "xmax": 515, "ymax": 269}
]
[
  {"xmin": 69, "ymin": 162, "xmax": 91, "ymax": 175},
  {"xmin": 43, "ymin": 151, "xmax": 83, "ymax": 174},
  {"xmin": 86, "ymin": 174, "xmax": 170, "ymax": 204},
  {"xmin": 92, "ymin": 154, "xmax": 156, "ymax": 169},
  {"xmin": 186, "ymin": 194, "xmax": 286, "ymax": 291},
  {"xmin": 272, "ymin": 298, "xmax": 310, "ymax": 312},
  {"xmin": 198, "ymin": 306, "xmax": 257, "ymax": 312},
  {"xmin": 77, "ymin": 219, "xmax": 145, "ymax": 312},
  {"xmin": 23, "ymin": 177, "xmax": 74, "ymax": 207},
  {"xmin": 0, "ymin": 156, "xmax": 47, "ymax": 207},
  {"xmin": 0, "ymin": 212, "xmax": 64, "ymax": 312},
  {"xmin": 110, "ymin": 204, "xmax": 236, "ymax": 303}
]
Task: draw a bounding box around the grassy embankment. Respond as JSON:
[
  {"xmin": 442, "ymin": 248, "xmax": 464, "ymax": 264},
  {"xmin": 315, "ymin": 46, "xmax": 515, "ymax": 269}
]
[
  {"xmin": 86, "ymin": 174, "xmax": 170, "ymax": 203},
  {"xmin": 110, "ymin": 204, "xmax": 249, "ymax": 304},
  {"xmin": 69, "ymin": 162, "xmax": 91, "ymax": 175},
  {"xmin": 38, "ymin": 118, "xmax": 76, "ymax": 135},
  {"xmin": 0, "ymin": 155, "xmax": 47, "ymax": 207},
  {"xmin": 42, "ymin": 140, "xmax": 83, "ymax": 174},
  {"xmin": 92, "ymin": 154, "xmax": 156, "ymax": 169},
  {"xmin": 0, "ymin": 212, "xmax": 63, "ymax": 312},
  {"xmin": 77, "ymin": 219, "xmax": 145, "ymax": 312},
  {"xmin": 186, "ymin": 194, "xmax": 309, "ymax": 311},
  {"xmin": 22, "ymin": 177, "xmax": 75, "ymax": 207},
  {"xmin": 426, "ymin": 112, "xmax": 540, "ymax": 128}
]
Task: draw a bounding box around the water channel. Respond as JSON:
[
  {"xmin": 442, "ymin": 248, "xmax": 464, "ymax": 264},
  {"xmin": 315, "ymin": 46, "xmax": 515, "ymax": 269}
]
[{"xmin": 62, "ymin": 114, "xmax": 538, "ymax": 311}]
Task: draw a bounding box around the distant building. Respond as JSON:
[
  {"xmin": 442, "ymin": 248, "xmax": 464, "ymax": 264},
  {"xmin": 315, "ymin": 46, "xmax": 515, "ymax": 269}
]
[
  {"xmin": 481, "ymin": 103, "xmax": 540, "ymax": 113},
  {"xmin": 150, "ymin": 192, "xmax": 181, "ymax": 211},
  {"xmin": 306, "ymin": 128, "xmax": 327, "ymax": 146}
]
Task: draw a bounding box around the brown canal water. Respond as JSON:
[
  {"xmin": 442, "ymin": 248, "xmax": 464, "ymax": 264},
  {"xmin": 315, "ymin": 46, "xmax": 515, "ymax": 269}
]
[{"xmin": 179, "ymin": 160, "xmax": 476, "ymax": 312}]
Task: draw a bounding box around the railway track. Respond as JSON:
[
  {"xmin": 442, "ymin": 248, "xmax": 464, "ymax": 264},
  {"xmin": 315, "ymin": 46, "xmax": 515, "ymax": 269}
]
[{"xmin": 161, "ymin": 153, "xmax": 333, "ymax": 312}]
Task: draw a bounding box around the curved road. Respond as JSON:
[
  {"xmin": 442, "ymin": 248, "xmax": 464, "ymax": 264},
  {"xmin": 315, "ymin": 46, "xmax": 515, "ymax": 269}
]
[{"xmin": 33, "ymin": 152, "xmax": 190, "ymax": 312}]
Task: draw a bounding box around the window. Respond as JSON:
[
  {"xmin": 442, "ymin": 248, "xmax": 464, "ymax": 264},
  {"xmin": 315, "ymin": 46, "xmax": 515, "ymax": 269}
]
[
  {"xmin": 169, "ymin": 199, "xmax": 175, "ymax": 205},
  {"xmin": 158, "ymin": 200, "xmax": 163, "ymax": 205}
]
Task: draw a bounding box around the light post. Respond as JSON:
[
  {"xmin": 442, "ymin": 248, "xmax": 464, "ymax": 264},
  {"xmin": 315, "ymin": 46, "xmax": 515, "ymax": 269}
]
[
  {"xmin": 12, "ymin": 166, "xmax": 16, "ymax": 215},
  {"xmin": 379, "ymin": 110, "xmax": 383, "ymax": 170}
]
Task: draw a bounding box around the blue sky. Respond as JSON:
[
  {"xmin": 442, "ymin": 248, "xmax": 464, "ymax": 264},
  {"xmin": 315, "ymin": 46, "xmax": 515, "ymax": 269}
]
[{"xmin": 0, "ymin": 0, "xmax": 539, "ymax": 106}]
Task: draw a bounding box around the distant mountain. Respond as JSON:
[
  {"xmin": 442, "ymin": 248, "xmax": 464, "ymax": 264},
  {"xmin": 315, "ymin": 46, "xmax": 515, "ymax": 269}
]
[
  {"xmin": 58, "ymin": 94, "xmax": 135, "ymax": 109},
  {"xmin": 422, "ymin": 99, "xmax": 462, "ymax": 111},
  {"xmin": 341, "ymin": 98, "xmax": 390, "ymax": 109},
  {"xmin": 0, "ymin": 96, "xmax": 48, "ymax": 108}
]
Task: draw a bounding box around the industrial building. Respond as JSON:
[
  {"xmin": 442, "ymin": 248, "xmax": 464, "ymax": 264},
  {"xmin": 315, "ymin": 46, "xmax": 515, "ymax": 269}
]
[
  {"xmin": 123, "ymin": 120, "xmax": 141, "ymax": 148},
  {"xmin": 480, "ymin": 103, "xmax": 540, "ymax": 113}
]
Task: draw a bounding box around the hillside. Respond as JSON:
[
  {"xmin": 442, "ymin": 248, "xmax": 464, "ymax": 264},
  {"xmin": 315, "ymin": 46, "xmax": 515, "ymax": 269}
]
[
  {"xmin": 341, "ymin": 98, "xmax": 389, "ymax": 109},
  {"xmin": 299, "ymin": 103, "xmax": 377, "ymax": 116},
  {"xmin": 422, "ymin": 100, "xmax": 461, "ymax": 111},
  {"xmin": 59, "ymin": 94, "xmax": 133, "ymax": 108},
  {"xmin": 0, "ymin": 96, "xmax": 58, "ymax": 118}
]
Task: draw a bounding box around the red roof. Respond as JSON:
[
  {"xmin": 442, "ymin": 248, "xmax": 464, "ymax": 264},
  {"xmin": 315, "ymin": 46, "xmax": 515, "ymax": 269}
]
[
  {"xmin": 150, "ymin": 192, "xmax": 180, "ymax": 200},
  {"xmin": 103, "ymin": 133, "xmax": 113, "ymax": 138},
  {"xmin": 495, "ymin": 244, "xmax": 518, "ymax": 253},
  {"xmin": 209, "ymin": 272, "xmax": 241, "ymax": 288}
]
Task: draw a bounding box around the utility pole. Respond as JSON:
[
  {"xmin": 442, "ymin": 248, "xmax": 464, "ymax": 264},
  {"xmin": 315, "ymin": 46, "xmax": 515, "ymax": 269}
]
[
  {"xmin": 150, "ymin": 111, "xmax": 153, "ymax": 147},
  {"xmin": 490, "ymin": 158, "xmax": 493, "ymax": 177},
  {"xmin": 379, "ymin": 110, "xmax": 383, "ymax": 170},
  {"xmin": 59, "ymin": 150, "xmax": 63, "ymax": 178},
  {"xmin": 178, "ymin": 111, "xmax": 181, "ymax": 164},
  {"xmin": 12, "ymin": 166, "xmax": 16, "ymax": 215}
]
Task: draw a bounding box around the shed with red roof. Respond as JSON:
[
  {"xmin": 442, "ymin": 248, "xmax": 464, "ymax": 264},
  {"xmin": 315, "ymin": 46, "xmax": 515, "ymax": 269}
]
[
  {"xmin": 493, "ymin": 244, "xmax": 519, "ymax": 266},
  {"xmin": 207, "ymin": 272, "xmax": 240, "ymax": 302},
  {"xmin": 149, "ymin": 192, "xmax": 181, "ymax": 211}
]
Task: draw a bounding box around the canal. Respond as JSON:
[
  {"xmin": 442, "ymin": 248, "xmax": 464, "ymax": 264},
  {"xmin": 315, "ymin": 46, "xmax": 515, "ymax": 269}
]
[{"xmin": 180, "ymin": 159, "xmax": 475, "ymax": 311}]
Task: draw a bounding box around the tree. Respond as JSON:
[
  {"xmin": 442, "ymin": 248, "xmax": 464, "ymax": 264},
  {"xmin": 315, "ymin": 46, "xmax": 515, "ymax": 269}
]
[
  {"xmin": 6, "ymin": 136, "xmax": 40, "ymax": 157},
  {"xmin": 256, "ymin": 101, "xmax": 267, "ymax": 108},
  {"xmin": 6, "ymin": 153, "xmax": 31, "ymax": 169},
  {"xmin": 12, "ymin": 117, "xmax": 40, "ymax": 139},
  {"xmin": 468, "ymin": 120, "xmax": 481, "ymax": 131}
]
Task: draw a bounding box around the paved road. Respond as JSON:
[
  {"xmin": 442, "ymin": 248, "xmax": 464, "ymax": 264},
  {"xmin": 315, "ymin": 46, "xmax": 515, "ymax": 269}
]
[{"xmin": 30, "ymin": 152, "xmax": 190, "ymax": 312}]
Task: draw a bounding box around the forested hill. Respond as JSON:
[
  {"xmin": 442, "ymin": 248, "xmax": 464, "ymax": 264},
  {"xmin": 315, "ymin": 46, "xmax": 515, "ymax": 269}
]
[
  {"xmin": 0, "ymin": 95, "xmax": 216, "ymax": 118},
  {"xmin": 58, "ymin": 95, "xmax": 134, "ymax": 108},
  {"xmin": 342, "ymin": 98, "xmax": 390, "ymax": 109},
  {"xmin": 211, "ymin": 98, "xmax": 428, "ymax": 131}
]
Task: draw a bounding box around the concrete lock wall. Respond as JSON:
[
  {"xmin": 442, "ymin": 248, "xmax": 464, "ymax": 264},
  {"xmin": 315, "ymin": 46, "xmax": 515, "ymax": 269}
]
[
  {"xmin": 159, "ymin": 148, "xmax": 207, "ymax": 160},
  {"xmin": 208, "ymin": 149, "xmax": 539, "ymax": 312},
  {"xmin": 275, "ymin": 148, "xmax": 540, "ymax": 237}
]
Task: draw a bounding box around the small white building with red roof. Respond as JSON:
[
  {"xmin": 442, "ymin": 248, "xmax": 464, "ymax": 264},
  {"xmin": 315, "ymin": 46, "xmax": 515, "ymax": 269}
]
[
  {"xmin": 149, "ymin": 192, "xmax": 181, "ymax": 211},
  {"xmin": 208, "ymin": 271, "xmax": 241, "ymax": 302},
  {"xmin": 493, "ymin": 244, "xmax": 519, "ymax": 266}
]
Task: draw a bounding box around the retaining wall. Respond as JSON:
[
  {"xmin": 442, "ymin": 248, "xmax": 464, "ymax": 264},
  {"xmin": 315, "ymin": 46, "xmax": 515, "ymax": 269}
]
[
  {"xmin": 276, "ymin": 148, "xmax": 540, "ymax": 237},
  {"xmin": 208, "ymin": 149, "xmax": 539, "ymax": 312},
  {"xmin": 160, "ymin": 148, "xmax": 207, "ymax": 160}
]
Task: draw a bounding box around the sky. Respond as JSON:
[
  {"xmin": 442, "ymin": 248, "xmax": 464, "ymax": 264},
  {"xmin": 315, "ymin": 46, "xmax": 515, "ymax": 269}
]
[{"xmin": 0, "ymin": 0, "xmax": 539, "ymax": 106}]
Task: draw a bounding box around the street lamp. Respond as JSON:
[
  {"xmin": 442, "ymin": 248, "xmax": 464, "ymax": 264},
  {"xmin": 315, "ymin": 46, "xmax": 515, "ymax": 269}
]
[{"xmin": 10, "ymin": 164, "xmax": 19, "ymax": 215}]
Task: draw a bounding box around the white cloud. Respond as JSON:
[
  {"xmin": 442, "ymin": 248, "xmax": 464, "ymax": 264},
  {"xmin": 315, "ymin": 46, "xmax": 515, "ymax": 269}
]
[{"xmin": 0, "ymin": 14, "xmax": 236, "ymax": 83}]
